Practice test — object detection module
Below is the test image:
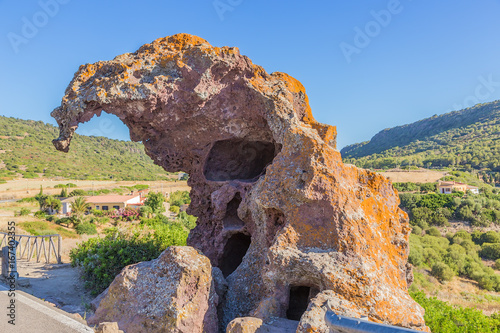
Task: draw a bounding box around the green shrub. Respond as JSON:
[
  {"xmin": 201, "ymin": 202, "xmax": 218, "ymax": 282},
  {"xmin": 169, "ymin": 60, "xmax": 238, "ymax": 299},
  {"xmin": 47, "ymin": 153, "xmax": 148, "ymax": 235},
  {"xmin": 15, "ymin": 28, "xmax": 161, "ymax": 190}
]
[
  {"xmin": 419, "ymin": 183, "xmax": 437, "ymax": 193},
  {"xmin": 423, "ymin": 248, "xmax": 440, "ymax": 266},
  {"xmin": 412, "ymin": 225, "xmax": 422, "ymax": 235},
  {"xmin": 495, "ymin": 259, "xmax": 500, "ymax": 270},
  {"xmin": 472, "ymin": 230, "xmax": 483, "ymax": 245},
  {"xmin": 98, "ymin": 217, "xmax": 110, "ymax": 225},
  {"xmin": 18, "ymin": 196, "xmax": 37, "ymax": 203},
  {"xmin": 33, "ymin": 210, "xmax": 46, "ymax": 218},
  {"xmin": 55, "ymin": 217, "xmax": 72, "ymax": 227},
  {"xmin": 178, "ymin": 211, "xmax": 197, "ymax": 230},
  {"xmin": 411, "ymin": 290, "xmax": 500, "ymax": 332},
  {"xmin": 431, "ymin": 214, "xmax": 449, "ymax": 226},
  {"xmin": 411, "ymin": 207, "xmax": 433, "ymax": 226},
  {"xmin": 431, "ymin": 262, "xmax": 455, "ymax": 282},
  {"xmin": 18, "ymin": 207, "xmax": 31, "ymax": 216},
  {"xmin": 168, "ymin": 190, "xmax": 191, "ymax": 207},
  {"xmin": 480, "ymin": 231, "xmax": 500, "ymax": 245},
  {"xmin": 477, "ymin": 273, "xmax": 499, "ymax": 291},
  {"xmin": 139, "ymin": 205, "xmax": 153, "ymax": 218},
  {"xmin": 481, "ymin": 243, "xmax": 500, "ymax": 260},
  {"xmin": 169, "ymin": 205, "xmax": 180, "ymax": 214},
  {"xmin": 443, "ymin": 244, "xmax": 467, "ymax": 274},
  {"xmin": 453, "ymin": 230, "xmax": 472, "ymax": 241},
  {"xmin": 457, "ymin": 206, "xmax": 474, "ymax": 221},
  {"xmin": 75, "ymin": 222, "xmax": 97, "ymax": 235},
  {"xmin": 458, "ymin": 239, "xmax": 480, "ymax": 255},
  {"xmin": 409, "ymin": 243, "xmax": 424, "ymax": 267},
  {"xmin": 427, "ymin": 227, "xmax": 441, "ymax": 237},
  {"xmin": 393, "ymin": 182, "xmax": 420, "ymax": 192},
  {"xmin": 144, "ymin": 192, "xmax": 165, "ymax": 214},
  {"xmin": 399, "ymin": 193, "xmax": 419, "ymax": 210},
  {"xmin": 70, "ymin": 222, "xmax": 188, "ymax": 295},
  {"xmin": 69, "ymin": 189, "xmax": 86, "ymax": 197},
  {"xmin": 91, "ymin": 209, "xmax": 104, "ymax": 217}
]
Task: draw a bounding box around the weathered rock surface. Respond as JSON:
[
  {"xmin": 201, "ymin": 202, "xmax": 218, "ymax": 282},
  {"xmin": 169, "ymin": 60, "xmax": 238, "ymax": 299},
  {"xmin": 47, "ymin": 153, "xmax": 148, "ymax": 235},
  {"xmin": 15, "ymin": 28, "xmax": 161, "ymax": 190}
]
[
  {"xmin": 87, "ymin": 246, "xmax": 218, "ymax": 332},
  {"xmin": 52, "ymin": 33, "xmax": 428, "ymax": 331},
  {"xmin": 95, "ymin": 322, "xmax": 124, "ymax": 333},
  {"xmin": 226, "ymin": 317, "xmax": 298, "ymax": 333}
]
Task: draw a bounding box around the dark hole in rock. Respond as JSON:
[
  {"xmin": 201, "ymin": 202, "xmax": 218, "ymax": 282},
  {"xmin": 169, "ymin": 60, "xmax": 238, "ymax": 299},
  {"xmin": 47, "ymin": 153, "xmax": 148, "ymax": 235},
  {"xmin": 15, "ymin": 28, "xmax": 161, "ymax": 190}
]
[
  {"xmin": 204, "ymin": 139, "xmax": 276, "ymax": 182},
  {"xmin": 219, "ymin": 233, "xmax": 251, "ymax": 278},
  {"xmin": 223, "ymin": 194, "xmax": 244, "ymax": 230},
  {"xmin": 286, "ymin": 286, "xmax": 313, "ymax": 321}
]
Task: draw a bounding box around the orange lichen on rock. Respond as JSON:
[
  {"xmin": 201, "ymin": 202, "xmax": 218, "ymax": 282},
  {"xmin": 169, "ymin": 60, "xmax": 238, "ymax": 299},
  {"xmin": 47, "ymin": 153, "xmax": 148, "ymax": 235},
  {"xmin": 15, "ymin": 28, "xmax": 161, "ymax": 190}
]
[{"xmin": 51, "ymin": 33, "xmax": 428, "ymax": 332}]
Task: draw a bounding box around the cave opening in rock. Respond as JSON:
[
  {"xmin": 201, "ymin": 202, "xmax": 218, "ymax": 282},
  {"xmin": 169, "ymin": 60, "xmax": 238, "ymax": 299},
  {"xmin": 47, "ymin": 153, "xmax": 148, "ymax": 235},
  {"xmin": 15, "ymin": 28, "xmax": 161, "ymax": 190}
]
[
  {"xmin": 286, "ymin": 286, "xmax": 312, "ymax": 321},
  {"xmin": 204, "ymin": 139, "xmax": 277, "ymax": 182},
  {"xmin": 219, "ymin": 233, "xmax": 251, "ymax": 278},
  {"xmin": 223, "ymin": 194, "xmax": 244, "ymax": 229}
]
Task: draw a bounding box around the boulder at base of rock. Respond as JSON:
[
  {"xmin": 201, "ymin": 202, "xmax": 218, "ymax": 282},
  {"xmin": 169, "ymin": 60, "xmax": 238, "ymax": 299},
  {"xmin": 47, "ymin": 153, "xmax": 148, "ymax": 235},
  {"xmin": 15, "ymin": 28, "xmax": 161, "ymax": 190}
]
[
  {"xmin": 226, "ymin": 317, "xmax": 298, "ymax": 333},
  {"xmin": 95, "ymin": 322, "xmax": 124, "ymax": 333},
  {"xmin": 87, "ymin": 246, "xmax": 218, "ymax": 333}
]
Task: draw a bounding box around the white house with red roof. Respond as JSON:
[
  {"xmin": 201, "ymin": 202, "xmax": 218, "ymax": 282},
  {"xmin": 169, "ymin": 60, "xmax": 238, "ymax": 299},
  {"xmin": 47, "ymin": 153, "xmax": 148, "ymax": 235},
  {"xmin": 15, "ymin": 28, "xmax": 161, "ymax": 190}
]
[{"xmin": 61, "ymin": 194, "xmax": 143, "ymax": 214}]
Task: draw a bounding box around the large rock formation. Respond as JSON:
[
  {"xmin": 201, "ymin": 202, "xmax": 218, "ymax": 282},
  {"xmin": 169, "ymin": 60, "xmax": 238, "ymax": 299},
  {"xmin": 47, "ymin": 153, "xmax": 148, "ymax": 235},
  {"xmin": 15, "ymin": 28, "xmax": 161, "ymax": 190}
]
[{"xmin": 51, "ymin": 33, "xmax": 428, "ymax": 331}]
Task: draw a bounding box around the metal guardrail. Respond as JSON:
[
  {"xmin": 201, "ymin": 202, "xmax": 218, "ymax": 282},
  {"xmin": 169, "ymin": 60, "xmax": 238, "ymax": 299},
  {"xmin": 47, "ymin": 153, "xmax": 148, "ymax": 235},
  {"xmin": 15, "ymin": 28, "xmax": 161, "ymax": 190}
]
[
  {"xmin": 325, "ymin": 311, "xmax": 421, "ymax": 333},
  {"xmin": 0, "ymin": 232, "xmax": 61, "ymax": 264}
]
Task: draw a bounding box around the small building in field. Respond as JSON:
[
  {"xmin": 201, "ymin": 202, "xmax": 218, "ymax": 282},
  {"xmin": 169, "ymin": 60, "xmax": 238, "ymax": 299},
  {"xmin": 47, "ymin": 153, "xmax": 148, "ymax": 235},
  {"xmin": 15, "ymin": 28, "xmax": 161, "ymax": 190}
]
[
  {"xmin": 60, "ymin": 195, "xmax": 143, "ymax": 214},
  {"xmin": 438, "ymin": 181, "xmax": 479, "ymax": 194}
]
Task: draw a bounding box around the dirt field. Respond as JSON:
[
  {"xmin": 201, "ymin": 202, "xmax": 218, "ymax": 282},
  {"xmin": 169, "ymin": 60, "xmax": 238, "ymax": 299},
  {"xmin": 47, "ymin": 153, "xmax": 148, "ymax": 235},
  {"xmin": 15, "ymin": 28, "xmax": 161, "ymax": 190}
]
[
  {"xmin": 0, "ymin": 179, "xmax": 190, "ymax": 201},
  {"xmin": 377, "ymin": 168, "xmax": 448, "ymax": 183}
]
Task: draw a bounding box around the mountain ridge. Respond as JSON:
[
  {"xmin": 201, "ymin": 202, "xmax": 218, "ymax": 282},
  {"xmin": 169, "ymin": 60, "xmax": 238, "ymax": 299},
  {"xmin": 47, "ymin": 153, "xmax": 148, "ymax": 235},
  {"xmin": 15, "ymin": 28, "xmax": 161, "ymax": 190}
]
[{"xmin": 340, "ymin": 100, "xmax": 500, "ymax": 175}]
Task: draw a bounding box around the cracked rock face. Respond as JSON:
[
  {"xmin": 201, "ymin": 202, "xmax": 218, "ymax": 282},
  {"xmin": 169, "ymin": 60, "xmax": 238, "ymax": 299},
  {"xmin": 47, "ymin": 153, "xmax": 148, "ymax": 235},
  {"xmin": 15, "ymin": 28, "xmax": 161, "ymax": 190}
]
[
  {"xmin": 88, "ymin": 246, "xmax": 218, "ymax": 332},
  {"xmin": 51, "ymin": 33, "xmax": 428, "ymax": 331}
]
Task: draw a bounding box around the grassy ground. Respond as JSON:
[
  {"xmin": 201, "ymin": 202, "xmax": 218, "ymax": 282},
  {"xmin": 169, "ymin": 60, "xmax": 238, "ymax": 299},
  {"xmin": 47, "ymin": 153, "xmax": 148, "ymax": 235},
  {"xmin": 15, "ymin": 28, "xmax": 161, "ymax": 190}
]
[
  {"xmin": 17, "ymin": 221, "xmax": 78, "ymax": 238},
  {"xmin": 412, "ymin": 268, "xmax": 500, "ymax": 316}
]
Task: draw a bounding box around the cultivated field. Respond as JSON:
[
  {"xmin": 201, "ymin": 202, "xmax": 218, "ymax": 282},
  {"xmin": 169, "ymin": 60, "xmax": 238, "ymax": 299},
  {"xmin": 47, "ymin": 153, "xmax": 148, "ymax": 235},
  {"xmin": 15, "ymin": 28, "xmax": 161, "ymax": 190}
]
[
  {"xmin": 0, "ymin": 179, "xmax": 189, "ymax": 201},
  {"xmin": 377, "ymin": 168, "xmax": 448, "ymax": 183}
]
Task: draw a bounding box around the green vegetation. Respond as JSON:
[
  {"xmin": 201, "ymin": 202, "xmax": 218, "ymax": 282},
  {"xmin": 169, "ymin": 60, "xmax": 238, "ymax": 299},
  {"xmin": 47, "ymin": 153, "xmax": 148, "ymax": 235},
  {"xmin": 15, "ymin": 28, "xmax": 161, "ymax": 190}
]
[
  {"xmin": 54, "ymin": 183, "xmax": 77, "ymax": 188},
  {"xmin": 75, "ymin": 221, "xmax": 98, "ymax": 235},
  {"xmin": 400, "ymin": 187, "xmax": 500, "ymax": 228},
  {"xmin": 410, "ymin": 226, "xmax": 500, "ymax": 292},
  {"xmin": 178, "ymin": 211, "xmax": 197, "ymax": 230},
  {"xmin": 70, "ymin": 196, "xmax": 89, "ymax": 226},
  {"xmin": 168, "ymin": 190, "xmax": 191, "ymax": 207},
  {"xmin": 167, "ymin": 190, "xmax": 197, "ymax": 229},
  {"xmin": 411, "ymin": 291, "xmax": 500, "ymax": 332},
  {"xmin": 144, "ymin": 192, "xmax": 166, "ymax": 214},
  {"xmin": 18, "ymin": 221, "xmax": 78, "ymax": 238},
  {"xmin": 70, "ymin": 217, "xmax": 188, "ymax": 295},
  {"xmin": 0, "ymin": 116, "xmax": 176, "ymax": 180},
  {"xmin": 15, "ymin": 207, "xmax": 31, "ymax": 216},
  {"xmin": 342, "ymin": 100, "xmax": 500, "ymax": 183},
  {"xmin": 393, "ymin": 182, "xmax": 437, "ymax": 193}
]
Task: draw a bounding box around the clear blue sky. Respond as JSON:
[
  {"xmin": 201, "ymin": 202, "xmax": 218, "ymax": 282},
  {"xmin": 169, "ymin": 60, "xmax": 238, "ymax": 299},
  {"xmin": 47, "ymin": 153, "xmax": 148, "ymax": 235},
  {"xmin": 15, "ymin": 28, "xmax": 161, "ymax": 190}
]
[{"xmin": 1, "ymin": 0, "xmax": 500, "ymax": 149}]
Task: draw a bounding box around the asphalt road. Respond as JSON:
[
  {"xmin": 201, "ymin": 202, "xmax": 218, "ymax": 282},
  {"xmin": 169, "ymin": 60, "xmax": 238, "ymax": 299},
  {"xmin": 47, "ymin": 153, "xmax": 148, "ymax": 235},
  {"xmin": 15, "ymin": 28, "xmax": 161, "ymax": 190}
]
[{"xmin": 0, "ymin": 282, "xmax": 94, "ymax": 332}]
